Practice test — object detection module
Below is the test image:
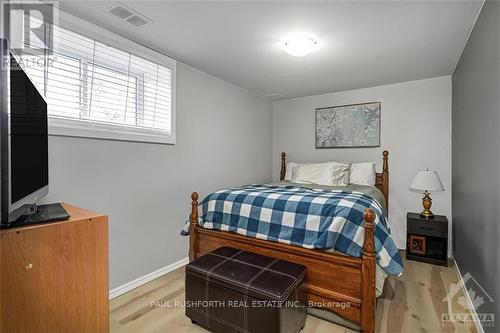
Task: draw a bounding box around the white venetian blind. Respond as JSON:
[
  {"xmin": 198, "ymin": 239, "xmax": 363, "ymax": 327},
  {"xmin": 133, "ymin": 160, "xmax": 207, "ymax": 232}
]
[{"xmin": 21, "ymin": 17, "xmax": 173, "ymax": 135}]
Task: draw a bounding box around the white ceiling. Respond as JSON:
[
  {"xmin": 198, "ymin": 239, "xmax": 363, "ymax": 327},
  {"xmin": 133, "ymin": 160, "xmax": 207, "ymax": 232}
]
[{"xmin": 59, "ymin": 0, "xmax": 482, "ymax": 100}]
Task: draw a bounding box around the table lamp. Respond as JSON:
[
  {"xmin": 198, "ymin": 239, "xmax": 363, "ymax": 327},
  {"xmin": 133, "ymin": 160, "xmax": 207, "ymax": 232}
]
[{"xmin": 410, "ymin": 169, "xmax": 445, "ymax": 219}]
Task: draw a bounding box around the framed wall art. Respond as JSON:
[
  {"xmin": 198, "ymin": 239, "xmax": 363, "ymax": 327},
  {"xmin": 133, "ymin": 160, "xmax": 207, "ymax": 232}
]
[{"xmin": 315, "ymin": 102, "xmax": 381, "ymax": 148}]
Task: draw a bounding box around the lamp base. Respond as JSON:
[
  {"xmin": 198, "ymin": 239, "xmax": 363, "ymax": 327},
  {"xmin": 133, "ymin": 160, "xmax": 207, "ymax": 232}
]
[
  {"xmin": 420, "ymin": 191, "xmax": 434, "ymax": 219},
  {"xmin": 420, "ymin": 210, "xmax": 434, "ymax": 219}
]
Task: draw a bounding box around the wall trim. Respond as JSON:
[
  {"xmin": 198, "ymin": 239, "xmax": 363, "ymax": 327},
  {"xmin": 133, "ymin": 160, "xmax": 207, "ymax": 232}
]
[
  {"xmin": 452, "ymin": 259, "xmax": 485, "ymax": 333},
  {"xmin": 109, "ymin": 257, "xmax": 189, "ymax": 300}
]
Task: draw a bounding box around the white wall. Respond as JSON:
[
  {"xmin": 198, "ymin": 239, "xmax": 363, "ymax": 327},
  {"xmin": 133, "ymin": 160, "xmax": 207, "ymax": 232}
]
[
  {"xmin": 43, "ymin": 62, "xmax": 273, "ymax": 289},
  {"xmin": 273, "ymin": 77, "xmax": 452, "ymax": 251}
]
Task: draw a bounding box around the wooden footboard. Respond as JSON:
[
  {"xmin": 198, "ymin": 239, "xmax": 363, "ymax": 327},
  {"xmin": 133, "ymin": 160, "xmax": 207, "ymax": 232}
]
[{"xmin": 188, "ymin": 193, "xmax": 377, "ymax": 333}]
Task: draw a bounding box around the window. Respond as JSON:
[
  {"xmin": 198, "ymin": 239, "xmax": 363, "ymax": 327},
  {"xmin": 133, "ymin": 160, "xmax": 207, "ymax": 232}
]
[{"xmin": 20, "ymin": 15, "xmax": 175, "ymax": 144}]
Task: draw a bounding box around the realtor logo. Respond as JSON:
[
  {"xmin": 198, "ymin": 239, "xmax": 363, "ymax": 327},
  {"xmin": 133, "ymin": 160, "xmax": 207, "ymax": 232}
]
[
  {"xmin": 3, "ymin": 1, "xmax": 56, "ymax": 55},
  {"xmin": 442, "ymin": 272, "xmax": 495, "ymax": 328}
]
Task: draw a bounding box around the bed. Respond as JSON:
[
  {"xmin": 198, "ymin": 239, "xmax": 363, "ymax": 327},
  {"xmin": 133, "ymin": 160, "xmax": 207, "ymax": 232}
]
[{"xmin": 187, "ymin": 151, "xmax": 399, "ymax": 333}]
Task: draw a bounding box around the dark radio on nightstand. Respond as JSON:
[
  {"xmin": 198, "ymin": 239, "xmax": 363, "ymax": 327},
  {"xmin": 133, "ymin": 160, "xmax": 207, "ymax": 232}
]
[{"xmin": 406, "ymin": 212, "xmax": 448, "ymax": 266}]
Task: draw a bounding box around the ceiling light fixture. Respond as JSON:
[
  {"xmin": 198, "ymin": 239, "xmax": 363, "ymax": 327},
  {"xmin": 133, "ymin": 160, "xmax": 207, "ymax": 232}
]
[{"xmin": 282, "ymin": 34, "xmax": 318, "ymax": 57}]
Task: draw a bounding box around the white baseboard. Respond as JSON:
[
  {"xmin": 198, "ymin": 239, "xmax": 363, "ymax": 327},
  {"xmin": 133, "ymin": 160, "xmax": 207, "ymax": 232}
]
[
  {"xmin": 109, "ymin": 257, "xmax": 189, "ymax": 300},
  {"xmin": 452, "ymin": 259, "xmax": 485, "ymax": 333}
]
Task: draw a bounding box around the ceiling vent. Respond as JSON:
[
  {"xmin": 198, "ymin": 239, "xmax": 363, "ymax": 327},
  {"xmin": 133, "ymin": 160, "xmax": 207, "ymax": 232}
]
[
  {"xmin": 265, "ymin": 93, "xmax": 287, "ymax": 101},
  {"xmin": 107, "ymin": 2, "xmax": 152, "ymax": 28}
]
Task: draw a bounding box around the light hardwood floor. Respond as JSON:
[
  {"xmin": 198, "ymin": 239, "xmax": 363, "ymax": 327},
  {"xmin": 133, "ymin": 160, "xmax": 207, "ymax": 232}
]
[{"xmin": 110, "ymin": 254, "xmax": 478, "ymax": 333}]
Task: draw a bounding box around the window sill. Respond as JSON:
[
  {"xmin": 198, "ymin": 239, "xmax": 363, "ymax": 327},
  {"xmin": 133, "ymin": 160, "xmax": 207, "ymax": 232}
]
[{"xmin": 48, "ymin": 117, "xmax": 176, "ymax": 145}]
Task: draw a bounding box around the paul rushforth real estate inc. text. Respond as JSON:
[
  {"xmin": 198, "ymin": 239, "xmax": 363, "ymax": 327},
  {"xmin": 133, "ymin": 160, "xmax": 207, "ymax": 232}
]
[{"xmin": 151, "ymin": 300, "xmax": 351, "ymax": 310}]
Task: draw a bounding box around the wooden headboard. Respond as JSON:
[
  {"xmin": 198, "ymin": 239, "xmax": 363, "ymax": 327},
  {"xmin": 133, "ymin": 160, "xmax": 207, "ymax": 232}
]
[{"xmin": 280, "ymin": 150, "xmax": 389, "ymax": 209}]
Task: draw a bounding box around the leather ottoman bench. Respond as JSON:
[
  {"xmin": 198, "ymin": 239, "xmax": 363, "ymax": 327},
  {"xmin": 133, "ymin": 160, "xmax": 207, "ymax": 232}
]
[{"xmin": 185, "ymin": 247, "xmax": 307, "ymax": 333}]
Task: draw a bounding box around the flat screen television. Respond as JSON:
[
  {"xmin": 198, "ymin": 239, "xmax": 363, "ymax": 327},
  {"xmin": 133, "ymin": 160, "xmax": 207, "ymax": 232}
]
[{"xmin": 0, "ymin": 39, "xmax": 69, "ymax": 227}]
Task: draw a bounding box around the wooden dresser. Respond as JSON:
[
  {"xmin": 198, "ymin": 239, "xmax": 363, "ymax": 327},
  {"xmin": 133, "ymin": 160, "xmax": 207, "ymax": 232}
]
[{"xmin": 0, "ymin": 204, "xmax": 109, "ymax": 333}]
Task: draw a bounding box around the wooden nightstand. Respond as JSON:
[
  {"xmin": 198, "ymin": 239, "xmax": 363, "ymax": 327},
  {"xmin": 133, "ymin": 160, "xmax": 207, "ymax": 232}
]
[{"xmin": 406, "ymin": 212, "xmax": 448, "ymax": 266}]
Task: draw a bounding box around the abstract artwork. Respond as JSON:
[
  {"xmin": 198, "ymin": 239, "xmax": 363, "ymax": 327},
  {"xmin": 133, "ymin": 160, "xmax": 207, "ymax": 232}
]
[{"xmin": 315, "ymin": 102, "xmax": 380, "ymax": 148}]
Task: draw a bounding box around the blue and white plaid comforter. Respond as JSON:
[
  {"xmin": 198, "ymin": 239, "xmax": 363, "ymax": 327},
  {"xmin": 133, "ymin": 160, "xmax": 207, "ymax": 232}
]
[{"xmin": 183, "ymin": 185, "xmax": 403, "ymax": 275}]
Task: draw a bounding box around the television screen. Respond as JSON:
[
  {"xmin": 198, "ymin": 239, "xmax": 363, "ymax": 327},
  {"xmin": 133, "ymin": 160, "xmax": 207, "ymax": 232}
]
[{"xmin": 9, "ymin": 54, "xmax": 48, "ymax": 204}]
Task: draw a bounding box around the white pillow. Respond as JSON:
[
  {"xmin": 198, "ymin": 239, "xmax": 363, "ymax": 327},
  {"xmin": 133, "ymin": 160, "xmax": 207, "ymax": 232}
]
[
  {"xmin": 284, "ymin": 162, "xmax": 298, "ymax": 181},
  {"xmin": 350, "ymin": 162, "xmax": 376, "ymax": 186},
  {"xmin": 293, "ymin": 162, "xmax": 350, "ymax": 186},
  {"xmin": 329, "ymin": 162, "xmax": 350, "ymax": 186},
  {"xmin": 293, "ymin": 163, "xmax": 329, "ymax": 185}
]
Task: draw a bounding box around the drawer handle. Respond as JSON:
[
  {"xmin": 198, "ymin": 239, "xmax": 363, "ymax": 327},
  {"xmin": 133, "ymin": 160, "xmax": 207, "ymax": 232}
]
[{"xmin": 420, "ymin": 227, "xmax": 434, "ymax": 231}]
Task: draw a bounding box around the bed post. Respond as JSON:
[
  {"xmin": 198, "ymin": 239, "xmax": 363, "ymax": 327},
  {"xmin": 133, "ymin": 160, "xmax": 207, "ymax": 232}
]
[
  {"xmin": 189, "ymin": 192, "xmax": 199, "ymax": 262},
  {"xmin": 280, "ymin": 152, "xmax": 286, "ymax": 181},
  {"xmin": 382, "ymin": 150, "xmax": 389, "ymax": 208},
  {"xmin": 361, "ymin": 208, "xmax": 376, "ymax": 333}
]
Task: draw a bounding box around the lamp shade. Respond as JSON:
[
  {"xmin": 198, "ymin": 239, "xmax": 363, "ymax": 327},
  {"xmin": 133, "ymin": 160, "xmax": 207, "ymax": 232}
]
[{"xmin": 410, "ymin": 170, "xmax": 445, "ymax": 192}]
